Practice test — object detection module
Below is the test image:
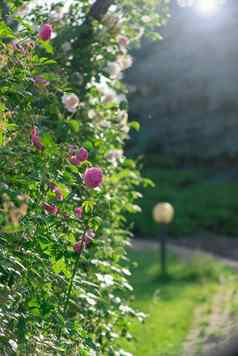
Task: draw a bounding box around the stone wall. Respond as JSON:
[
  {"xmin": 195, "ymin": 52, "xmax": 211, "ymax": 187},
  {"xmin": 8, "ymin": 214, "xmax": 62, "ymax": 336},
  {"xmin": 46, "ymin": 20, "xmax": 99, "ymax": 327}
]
[{"xmin": 127, "ymin": 0, "xmax": 238, "ymax": 159}]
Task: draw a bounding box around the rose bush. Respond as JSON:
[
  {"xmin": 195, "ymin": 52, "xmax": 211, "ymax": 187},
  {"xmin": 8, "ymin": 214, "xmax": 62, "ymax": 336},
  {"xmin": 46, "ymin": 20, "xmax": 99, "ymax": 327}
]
[{"xmin": 0, "ymin": 0, "xmax": 168, "ymax": 354}]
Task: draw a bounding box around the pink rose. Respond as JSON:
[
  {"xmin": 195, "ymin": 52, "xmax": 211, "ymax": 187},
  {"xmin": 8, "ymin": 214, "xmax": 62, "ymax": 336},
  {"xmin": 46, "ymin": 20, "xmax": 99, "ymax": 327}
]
[
  {"xmin": 48, "ymin": 182, "xmax": 64, "ymax": 201},
  {"xmin": 118, "ymin": 35, "xmax": 129, "ymax": 48},
  {"xmin": 11, "ymin": 41, "xmax": 26, "ymax": 54},
  {"xmin": 69, "ymin": 147, "xmax": 88, "ymax": 165},
  {"xmin": 73, "ymin": 229, "xmax": 95, "ymax": 253},
  {"xmin": 31, "ymin": 127, "xmax": 44, "ymax": 151},
  {"xmin": 43, "ymin": 203, "xmax": 59, "ymax": 215},
  {"xmin": 62, "ymin": 93, "xmax": 80, "ymax": 113},
  {"xmin": 63, "ymin": 213, "xmax": 69, "ymax": 220},
  {"xmin": 74, "ymin": 241, "xmax": 83, "ymax": 253},
  {"xmin": 69, "ymin": 154, "xmax": 81, "ymax": 166},
  {"xmin": 39, "ymin": 24, "xmax": 53, "ymax": 41},
  {"xmin": 84, "ymin": 229, "xmax": 95, "ymax": 244},
  {"xmin": 74, "ymin": 207, "xmax": 83, "ymax": 219},
  {"xmin": 84, "ymin": 167, "xmax": 103, "ymax": 188},
  {"xmin": 78, "ymin": 147, "xmax": 88, "ymax": 162}
]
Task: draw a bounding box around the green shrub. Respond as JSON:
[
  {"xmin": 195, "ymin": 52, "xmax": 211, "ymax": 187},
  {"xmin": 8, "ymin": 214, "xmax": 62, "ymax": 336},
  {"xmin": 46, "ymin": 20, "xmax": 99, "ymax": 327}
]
[{"xmin": 0, "ymin": 1, "xmax": 168, "ymax": 354}]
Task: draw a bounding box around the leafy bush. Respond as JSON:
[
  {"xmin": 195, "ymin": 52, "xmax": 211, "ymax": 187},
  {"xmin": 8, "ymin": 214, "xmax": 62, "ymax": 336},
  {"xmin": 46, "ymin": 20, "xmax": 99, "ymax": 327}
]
[{"xmin": 0, "ymin": 0, "xmax": 168, "ymax": 354}]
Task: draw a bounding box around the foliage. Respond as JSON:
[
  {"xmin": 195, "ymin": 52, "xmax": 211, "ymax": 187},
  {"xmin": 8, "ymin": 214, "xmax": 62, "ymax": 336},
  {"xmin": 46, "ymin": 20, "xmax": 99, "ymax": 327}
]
[
  {"xmin": 0, "ymin": 0, "xmax": 169, "ymax": 354},
  {"xmin": 133, "ymin": 155, "xmax": 238, "ymax": 237}
]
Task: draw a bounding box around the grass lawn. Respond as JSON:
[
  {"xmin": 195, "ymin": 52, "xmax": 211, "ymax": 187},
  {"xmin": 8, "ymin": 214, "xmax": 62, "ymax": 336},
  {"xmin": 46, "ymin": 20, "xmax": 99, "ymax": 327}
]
[
  {"xmin": 133, "ymin": 158, "xmax": 238, "ymax": 237},
  {"xmin": 121, "ymin": 248, "xmax": 238, "ymax": 356}
]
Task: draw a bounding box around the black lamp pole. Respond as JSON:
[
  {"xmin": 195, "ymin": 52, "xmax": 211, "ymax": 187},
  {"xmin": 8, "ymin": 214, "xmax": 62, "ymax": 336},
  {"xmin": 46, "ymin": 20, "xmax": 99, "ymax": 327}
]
[{"xmin": 160, "ymin": 224, "xmax": 168, "ymax": 277}]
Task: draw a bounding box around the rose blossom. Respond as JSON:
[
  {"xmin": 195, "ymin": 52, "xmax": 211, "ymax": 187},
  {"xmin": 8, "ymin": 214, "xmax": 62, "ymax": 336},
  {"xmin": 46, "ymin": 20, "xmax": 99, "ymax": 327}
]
[
  {"xmin": 48, "ymin": 182, "xmax": 63, "ymax": 201},
  {"xmin": 74, "ymin": 241, "xmax": 83, "ymax": 253},
  {"xmin": 74, "ymin": 207, "xmax": 83, "ymax": 219},
  {"xmin": 43, "ymin": 203, "xmax": 59, "ymax": 215},
  {"xmin": 84, "ymin": 167, "xmax": 103, "ymax": 189},
  {"xmin": 106, "ymin": 62, "xmax": 122, "ymax": 79},
  {"xmin": 38, "ymin": 24, "xmax": 53, "ymax": 41},
  {"xmin": 117, "ymin": 54, "xmax": 133, "ymax": 71},
  {"xmin": 74, "ymin": 229, "xmax": 95, "ymax": 253},
  {"xmin": 69, "ymin": 155, "xmax": 81, "ymax": 165},
  {"xmin": 142, "ymin": 15, "xmax": 151, "ymax": 23},
  {"xmin": 31, "ymin": 127, "xmax": 44, "ymax": 151},
  {"xmin": 106, "ymin": 149, "xmax": 123, "ymax": 162},
  {"xmin": 33, "ymin": 75, "xmax": 49, "ymax": 87},
  {"xmin": 117, "ymin": 35, "xmax": 129, "ymax": 50},
  {"xmin": 84, "ymin": 229, "xmax": 95, "ymax": 244},
  {"xmin": 11, "ymin": 41, "xmax": 26, "ymax": 54},
  {"xmin": 62, "ymin": 93, "xmax": 80, "ymax": 113},
  {"xmin": 69, "ymin": 147, "xmax": 88, "ymax": 165},
  {"xmin": 78, "ymin": 147, "xmax": 88, "ymax": 162}
]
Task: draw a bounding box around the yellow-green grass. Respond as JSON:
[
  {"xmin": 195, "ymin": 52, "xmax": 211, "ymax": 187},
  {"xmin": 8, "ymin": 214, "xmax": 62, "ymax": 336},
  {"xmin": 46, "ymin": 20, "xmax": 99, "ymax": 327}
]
[{"xmin": 121, "ymin": 248, "xmax": 237, "ymax": 356}]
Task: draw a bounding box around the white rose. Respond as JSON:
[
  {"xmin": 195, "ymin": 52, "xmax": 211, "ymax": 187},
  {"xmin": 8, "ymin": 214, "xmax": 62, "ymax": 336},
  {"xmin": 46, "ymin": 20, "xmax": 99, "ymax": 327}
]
[
  {"xmin": 142, "ymin": 15, "xmax": 151, "ymax": 23},
  {"xmin": 117, "ymin": 54, "xmax": 133, "ymax": 71},
  {"xmin": 106, "ymin": 62, "xmax": 122, "ymax": 79},
  {"xmin": 117, "ymin": 35, "xmax": 129, "ymax": 48},
  {"xmin": 62, "ymin": 93, "xmax": 80, "ymax": 113}
]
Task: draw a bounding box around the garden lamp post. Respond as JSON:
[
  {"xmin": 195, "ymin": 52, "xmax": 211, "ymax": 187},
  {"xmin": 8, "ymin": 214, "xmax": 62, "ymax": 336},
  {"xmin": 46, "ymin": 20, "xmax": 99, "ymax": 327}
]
[{"xmin": 153, "ymin": 203, "xmax": 175, "ymax": 277}]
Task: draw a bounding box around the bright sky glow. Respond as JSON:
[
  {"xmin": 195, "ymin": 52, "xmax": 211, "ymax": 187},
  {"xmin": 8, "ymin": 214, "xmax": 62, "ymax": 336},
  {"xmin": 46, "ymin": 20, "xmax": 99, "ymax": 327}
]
[{"xmin": 194, "ymin": 0, "xmax": 220, "ymax": 15}]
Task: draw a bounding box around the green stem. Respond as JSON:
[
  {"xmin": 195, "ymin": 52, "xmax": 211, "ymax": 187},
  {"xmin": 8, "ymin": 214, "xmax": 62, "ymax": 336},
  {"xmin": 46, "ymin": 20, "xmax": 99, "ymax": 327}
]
[{"xmin": 62, "ymin": 254, "xmax": 80, "ymax": 315}]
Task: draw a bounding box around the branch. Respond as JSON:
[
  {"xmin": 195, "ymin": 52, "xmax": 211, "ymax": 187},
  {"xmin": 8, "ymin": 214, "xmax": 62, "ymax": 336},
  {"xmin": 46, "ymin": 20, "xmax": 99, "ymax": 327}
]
[
  {"xmin": 88, "ymin": 0, "xmax": 115, "ymax": 22},
  {"xmin": 72, "ymin": 0, "xmax": 114, "ymax": 57}
]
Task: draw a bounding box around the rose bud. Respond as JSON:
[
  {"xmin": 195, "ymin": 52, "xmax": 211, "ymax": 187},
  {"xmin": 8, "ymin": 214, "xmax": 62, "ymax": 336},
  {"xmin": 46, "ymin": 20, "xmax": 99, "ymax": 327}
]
[
  {"xmin": 39, "ymin": 23, "xmax": 53, "ymax": 41},
  {"xmin": 84, "ymin": 229, "xmax": 96, "ymax": 246},
  {"xmin": 78, "ymin": 147, "xmax": 88, "ymax": 162},
  {"xmin": 31, "ymin": 127, "xmax": 44, "ymax": 151},
  {"xmin": 69, "ymin": 154, "xmax": 81, "ymax": 166},
  {"xmin": 74, "ymin": 207, "xmax": 83, "ymax": 219},
  {"xmin": 74, "ymin": 241, "xmax": 83, "ymax": 253},
  {"xmin": 43, "ymin": 203, "xmax": 59, "ymax": 215}
]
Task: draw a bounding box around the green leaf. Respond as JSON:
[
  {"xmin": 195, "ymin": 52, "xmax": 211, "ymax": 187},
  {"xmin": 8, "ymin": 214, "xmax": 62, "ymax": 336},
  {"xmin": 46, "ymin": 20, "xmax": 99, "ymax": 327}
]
[{"xmin": 129, "ymin": 121, "xmax": 140, "ymax": 131}]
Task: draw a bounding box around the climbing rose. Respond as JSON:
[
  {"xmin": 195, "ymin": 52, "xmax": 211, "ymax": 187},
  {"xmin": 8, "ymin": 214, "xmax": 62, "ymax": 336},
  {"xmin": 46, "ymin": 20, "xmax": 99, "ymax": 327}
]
[
  {"xmin": 74, "ymin": 241, "xmax": 83, "ymax": 253},
  {"xmin": 118, "ymin": 35, "xmax": 129, "ymax": 48},
  {"xmin": 74, "ymin": 230, "xmax": 95, "ymax": 253},
  {"xmin": 84, "ymin": 229, "xmax": 96, "ymax": 244},
  {"xmin": 43, "ymin": 203, "xmax": 59, "ymax": 215},
  {"xmin": 39, "ymin": 24, "xmax": 53, "ymax": 41},
  {"xmin": 117, "ymin": 54, "xmax": 133, "ymax": 70},
  {"xmin": 69, "ymin": 147, "xmax": 88, "ymax": 165},
  {"xmin": 69, "ymin": 155, "xmax": 81, "ymax": 165},
  {"xmin": 31, "ymin": 127, "xmax": 44, "ymax": 151},
  {"xmin": 62, "ymin": 93, "xmax": 80, "ymax": 112},
  {"xmin": 78, "ymin": 147, "xmax": 88, "ymax": 162},
  {"xmin": 74, "ymin": 207, "xmax": 83, "ymax": 219},
  {"xmin": 106, "ymin": 62, "xmax": 122, "ymax": 79},
  {"xmin": 11, "ymin": 41, "xmax": 26, "ymax": 54},
  {"xmin": 84, "ymin": 167, "xmax": 103, "ymax": 188}
]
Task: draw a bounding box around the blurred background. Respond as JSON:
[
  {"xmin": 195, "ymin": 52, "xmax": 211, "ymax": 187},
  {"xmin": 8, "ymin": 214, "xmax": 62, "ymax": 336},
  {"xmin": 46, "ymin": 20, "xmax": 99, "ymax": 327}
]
[
  {"xmin": 123, "ymin": 2, "xmax": 238, "ymax": 355},
  {"xmin": 125, "ymin": 0, "xmax": 238, "ymax": 246}
]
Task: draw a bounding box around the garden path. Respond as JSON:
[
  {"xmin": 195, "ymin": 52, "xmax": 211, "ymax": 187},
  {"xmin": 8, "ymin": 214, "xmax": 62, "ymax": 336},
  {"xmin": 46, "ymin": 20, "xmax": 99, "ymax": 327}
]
[{"xmin": 132, "ymin": 238, "xmax": 238, "ymax": 356}]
